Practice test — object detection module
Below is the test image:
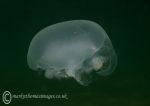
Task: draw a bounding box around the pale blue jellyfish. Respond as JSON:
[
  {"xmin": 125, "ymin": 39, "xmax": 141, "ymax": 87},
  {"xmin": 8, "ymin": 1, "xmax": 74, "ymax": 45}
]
[{"xmin": 27, "ymin": 20, "xmax": 117, "ymax": 86}]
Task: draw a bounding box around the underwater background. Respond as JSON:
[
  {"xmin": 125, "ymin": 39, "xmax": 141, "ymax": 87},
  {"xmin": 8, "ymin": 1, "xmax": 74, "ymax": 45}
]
[{"xmin": 0, "ymin": 0, "xmax": 150, "ymax": 105}]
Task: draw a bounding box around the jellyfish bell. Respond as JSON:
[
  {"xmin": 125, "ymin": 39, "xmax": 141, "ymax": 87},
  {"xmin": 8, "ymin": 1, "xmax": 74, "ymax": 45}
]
[{"xmin": 27, "ymin": 20, "xmax": 117, "ymax": 86}]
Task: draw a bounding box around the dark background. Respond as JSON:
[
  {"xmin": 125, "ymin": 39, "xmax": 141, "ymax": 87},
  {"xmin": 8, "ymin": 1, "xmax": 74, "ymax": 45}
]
[{"xmin": 0, "ymin": 0, "xmax": 150, "ymax": 105}]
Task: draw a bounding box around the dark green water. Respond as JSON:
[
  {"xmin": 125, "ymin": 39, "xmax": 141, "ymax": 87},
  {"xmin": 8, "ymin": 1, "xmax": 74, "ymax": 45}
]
[{"xmin": 1, "ymin": 0, "xmax": 150, "ymax": 105}]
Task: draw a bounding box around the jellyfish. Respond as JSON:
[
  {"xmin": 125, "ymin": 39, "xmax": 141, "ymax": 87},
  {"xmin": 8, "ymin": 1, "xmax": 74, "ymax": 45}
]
[{"xmin": 27, "ymin": 20, "xmax": 117, "ymax": 86}]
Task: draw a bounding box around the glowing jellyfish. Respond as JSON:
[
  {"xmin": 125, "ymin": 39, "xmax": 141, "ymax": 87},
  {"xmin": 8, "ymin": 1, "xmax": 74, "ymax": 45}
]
[{"xmin": 27, "ymin": 20, "xmax": 117, "ymax": 86}]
